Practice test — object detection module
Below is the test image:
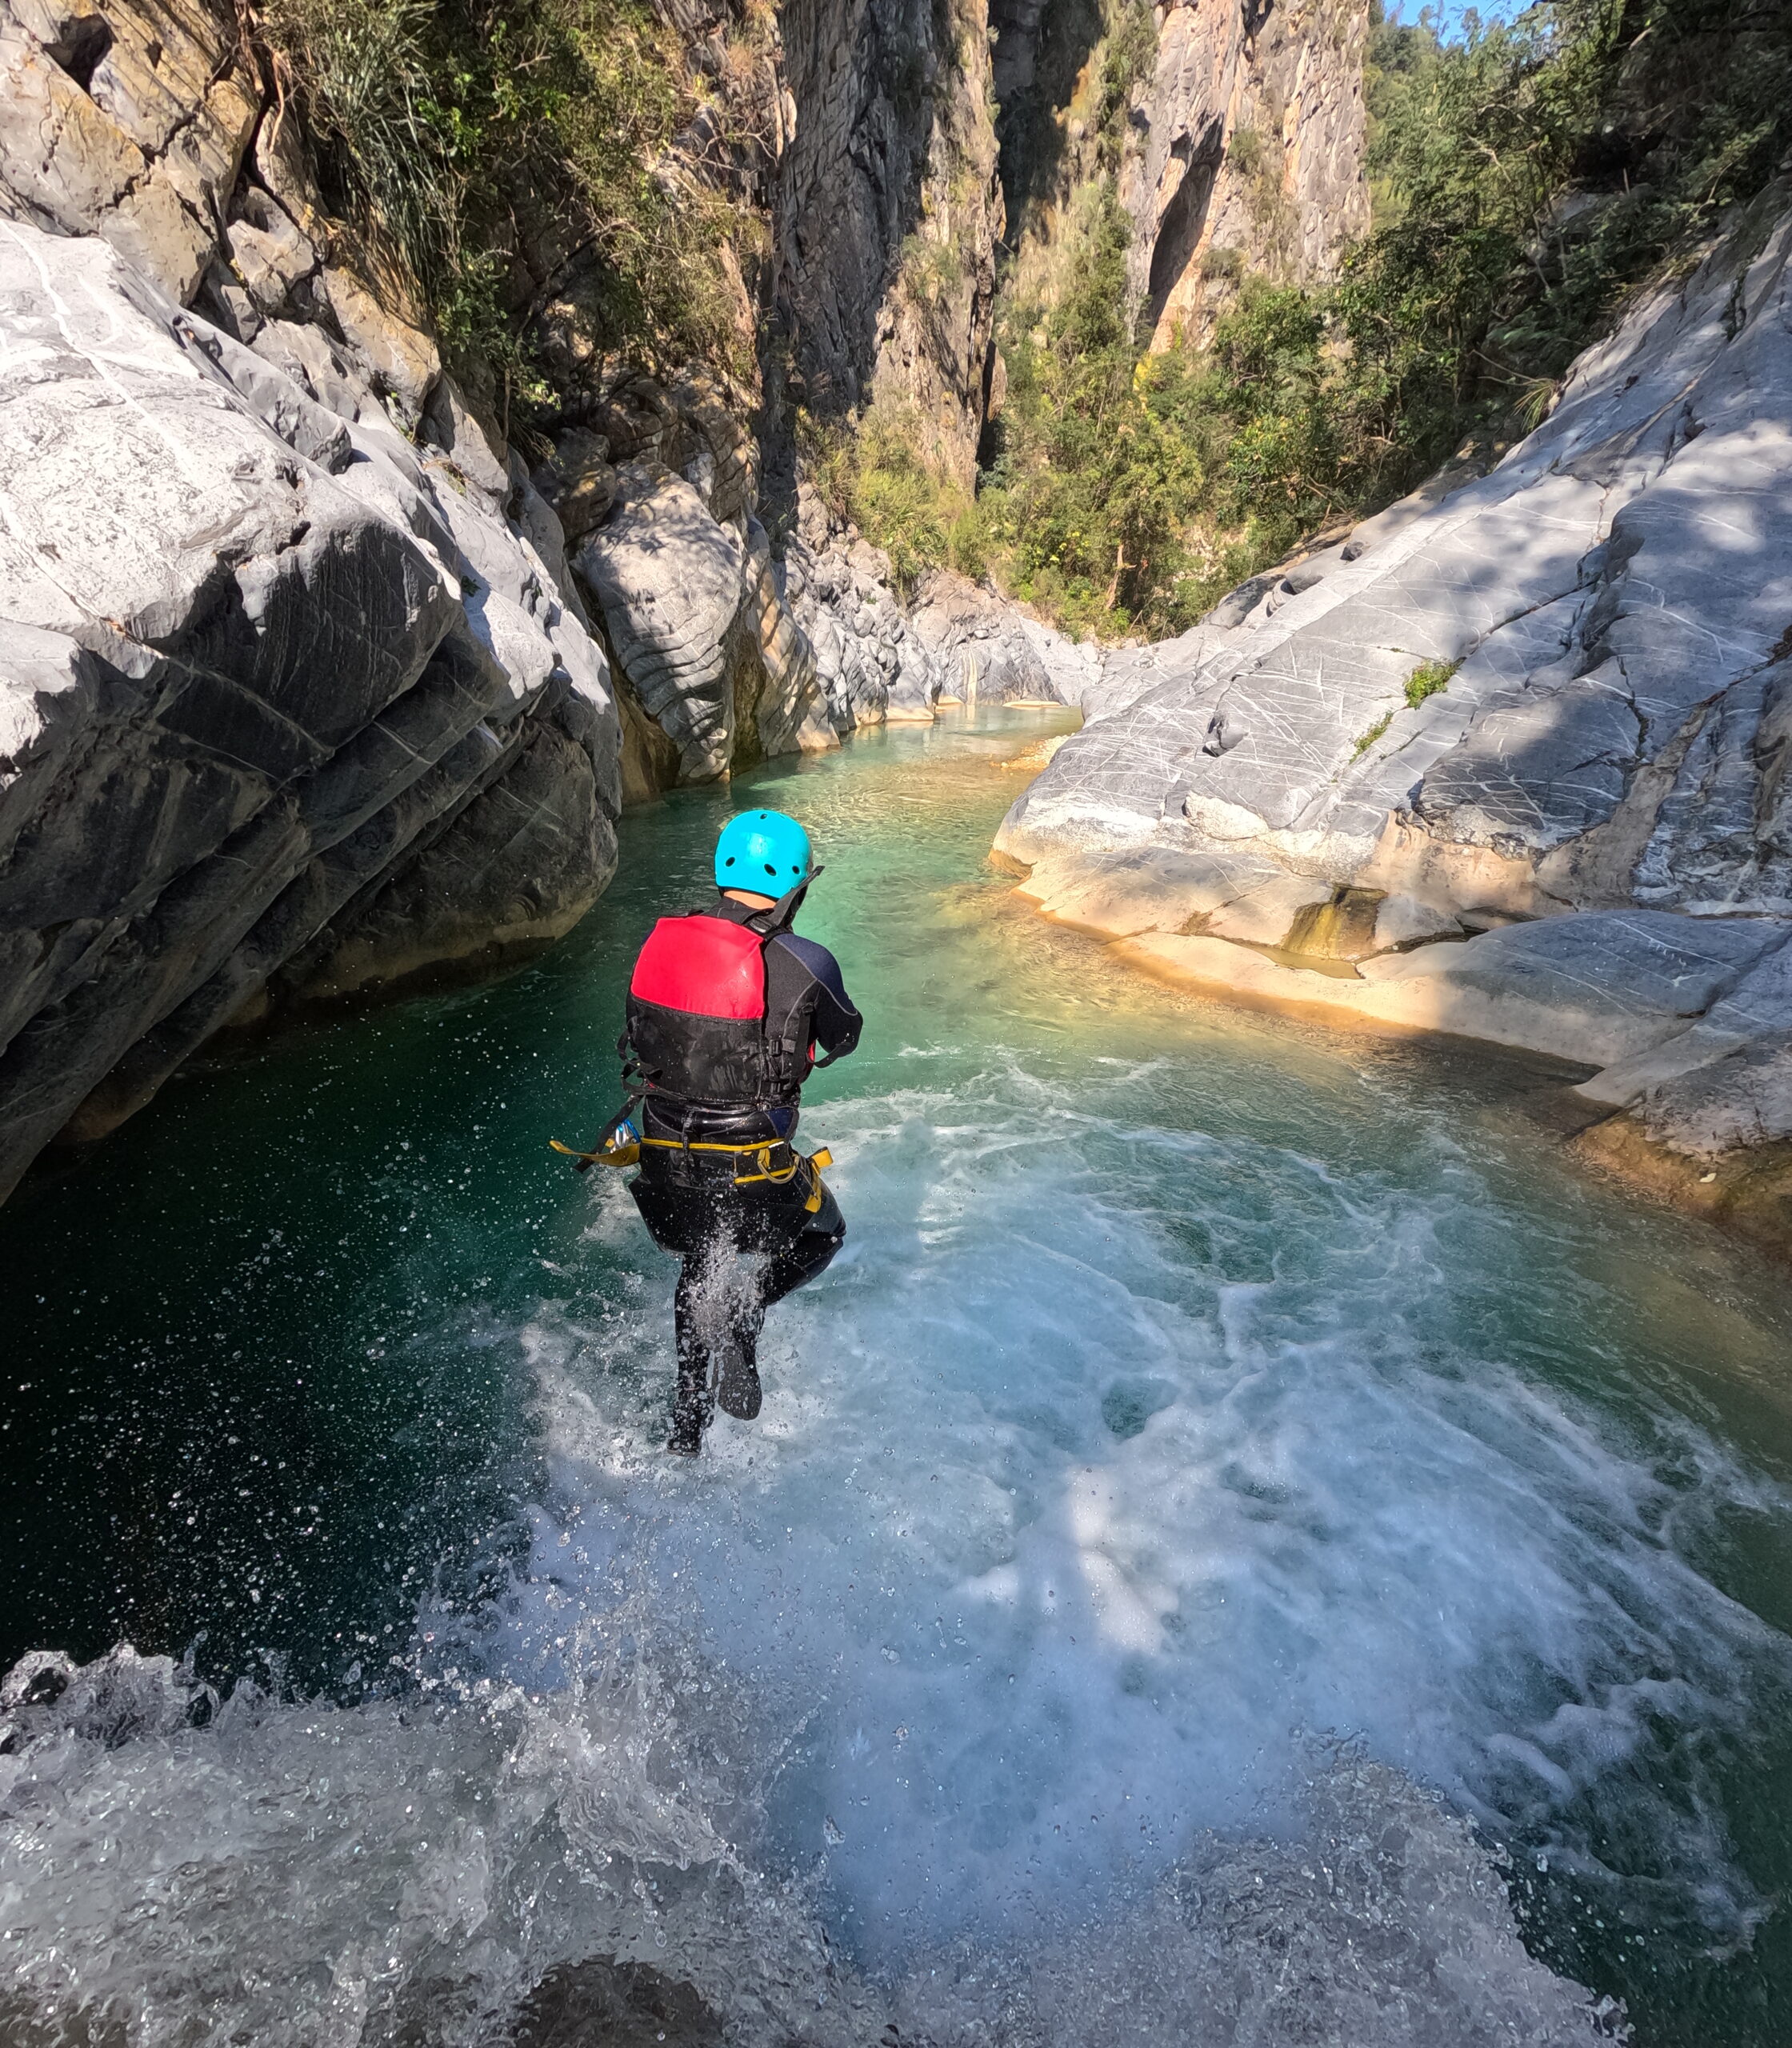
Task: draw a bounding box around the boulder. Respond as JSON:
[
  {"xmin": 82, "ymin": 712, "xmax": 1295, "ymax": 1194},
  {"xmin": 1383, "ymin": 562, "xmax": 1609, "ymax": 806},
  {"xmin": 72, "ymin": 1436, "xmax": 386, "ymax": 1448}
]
[
  {"xmin": 573, "ymin": 473, "xmax": 834, "ymax": 789},
  {"xmin": 574, "ymin": 470, "xmax": 752, "ymax": 783},
  {"xmin": 738, "ymin": 520, "xmax": 837, "ymax": 763},
  {"xmin": 538, "ymin": 428, "xmax": 619, "ymax": 544},
  {"xmin": 0, "ymin": 220, "xmax": 620, "ymax": 1198},
  {"xmin": 782, "ymin": 534, "xmax": 933, "ymax": 732}
]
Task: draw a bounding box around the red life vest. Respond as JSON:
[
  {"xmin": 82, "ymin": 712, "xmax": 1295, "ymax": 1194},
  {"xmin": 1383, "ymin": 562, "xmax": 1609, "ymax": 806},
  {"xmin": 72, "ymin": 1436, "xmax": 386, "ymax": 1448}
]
[{"xmin": 624, "ymin": 912, "xmax": 779, "ymax": 1105}]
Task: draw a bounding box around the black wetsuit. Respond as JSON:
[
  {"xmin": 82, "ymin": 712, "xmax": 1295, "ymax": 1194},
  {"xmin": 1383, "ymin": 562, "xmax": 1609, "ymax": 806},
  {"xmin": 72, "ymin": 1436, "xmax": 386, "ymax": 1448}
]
[{"xmin": 622, "ymin": 892, "xmax": 861, "ymax": 1447}]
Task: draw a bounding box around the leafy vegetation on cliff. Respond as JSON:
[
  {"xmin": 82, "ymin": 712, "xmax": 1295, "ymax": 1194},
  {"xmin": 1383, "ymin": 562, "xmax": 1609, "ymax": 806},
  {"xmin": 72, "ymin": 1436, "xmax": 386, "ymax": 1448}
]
[
  {"xmin": 848, "ymin": 0, "xmax": 1792, "ymax": 640},
  {"xmin": 261, "ymin": 0, "xmax": 731, "ymax": 396}
]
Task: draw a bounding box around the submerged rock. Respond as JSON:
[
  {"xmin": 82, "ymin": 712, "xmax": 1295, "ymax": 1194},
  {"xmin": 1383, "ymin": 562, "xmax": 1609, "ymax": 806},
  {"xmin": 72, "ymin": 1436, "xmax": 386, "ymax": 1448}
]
[{"xmin": 513, "ymin": 1959, "xmax": 725, "ymax": 2048}]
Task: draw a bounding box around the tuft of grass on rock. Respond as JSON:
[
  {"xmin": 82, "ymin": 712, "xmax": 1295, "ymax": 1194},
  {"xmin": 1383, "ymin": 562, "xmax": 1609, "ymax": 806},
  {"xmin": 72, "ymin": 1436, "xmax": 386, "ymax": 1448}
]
[
  {"xmin": 1352, "ymin": 710, "xmax": 1394, "ymax": 758},
  {"xmin": 1404, "ymin": 658, "xmax": 1460, "ymax": 708}
]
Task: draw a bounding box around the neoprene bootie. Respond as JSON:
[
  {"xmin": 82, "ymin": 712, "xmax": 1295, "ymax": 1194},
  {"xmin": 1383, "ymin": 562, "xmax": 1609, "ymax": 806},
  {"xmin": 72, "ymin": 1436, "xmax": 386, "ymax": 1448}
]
[{"xmin": 715, "ymin": 1330, "xmax": 762, "ymax": 1421}]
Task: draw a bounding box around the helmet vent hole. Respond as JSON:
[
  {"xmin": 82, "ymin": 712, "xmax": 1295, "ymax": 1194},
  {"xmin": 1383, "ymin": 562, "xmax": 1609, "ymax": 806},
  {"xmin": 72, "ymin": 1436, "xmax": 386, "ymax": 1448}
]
[{"xmin": 764, "ymin": 863, "xmax": 777, "ymax": 875}]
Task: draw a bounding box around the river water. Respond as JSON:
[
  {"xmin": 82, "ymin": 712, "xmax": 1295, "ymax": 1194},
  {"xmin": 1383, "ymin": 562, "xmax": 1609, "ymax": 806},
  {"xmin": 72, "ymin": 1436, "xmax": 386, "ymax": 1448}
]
[{"xmin": 5, "ymin": 709, "xmax": 1792, "ymax": 2048}]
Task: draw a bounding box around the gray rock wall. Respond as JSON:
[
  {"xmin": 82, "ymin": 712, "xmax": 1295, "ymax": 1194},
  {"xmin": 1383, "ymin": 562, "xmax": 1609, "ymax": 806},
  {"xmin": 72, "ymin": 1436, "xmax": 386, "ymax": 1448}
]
[
  {"xmin": 1126, "ymin": 0, "xmax": 1371, "ymax": 348},
  {"xmin": 0, "ymin": 221, "xmax": 621, "ymax": 1198},
  {"xmin": 570, "ymin": 465, "xmax": 838, "ymax": 792},
  {"xmin": 996, "ymin": 187, "xmax": 1792, "ymax": 1223},
  {"xmin": 772, "ymin": 0, "xmax": 1005, "ymax": 484},
  {"xmin": 994, "ymin": 0, "xmax": 1370, "ymax": 351}
]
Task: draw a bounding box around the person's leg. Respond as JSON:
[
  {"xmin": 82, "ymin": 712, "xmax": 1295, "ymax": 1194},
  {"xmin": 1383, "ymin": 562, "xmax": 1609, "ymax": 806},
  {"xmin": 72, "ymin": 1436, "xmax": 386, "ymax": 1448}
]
[
  {"xmin": 633, "ymin": 1159, "xmax": 732, "ymax": 1453},
  {"xmin": 760, "ymin": 1183, "xmax": 846, "ymax": 1306},
  {"xmin": 721, "ymin": 1186, "xmax": 846, "ymax": 1417},
  {"xmin": 669, "ymin": 1255, "xmax": 714, "ymax": 1454}
]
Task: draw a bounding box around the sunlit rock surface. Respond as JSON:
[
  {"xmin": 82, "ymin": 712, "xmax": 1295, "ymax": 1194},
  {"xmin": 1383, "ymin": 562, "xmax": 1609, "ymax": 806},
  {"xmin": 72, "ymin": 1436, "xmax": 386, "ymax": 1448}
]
[
  {"xmin": 1125, "ymin": 0, "xmax": 1372, "ymax": 350},
  {"xmin": 990, "ymin": 0, "xmax": 1371, "ymax": 354},
  {"xmin": 573, "ymin": 467, "xmax": 837, "ymax": 794},
  {"xmin": 998, "ymin": 190, "xmax": 1792, "ymax": 1231},
  {"xmin": 783, "ymin": 531, "xmax": 947, "ymax": 726}
]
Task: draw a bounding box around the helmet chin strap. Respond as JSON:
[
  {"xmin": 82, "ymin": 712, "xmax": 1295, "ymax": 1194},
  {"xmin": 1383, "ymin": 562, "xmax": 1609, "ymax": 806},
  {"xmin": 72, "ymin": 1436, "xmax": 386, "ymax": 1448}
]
[{"xmin": 742, "ymin": 862, "xmax": 822, "ymax": 934}]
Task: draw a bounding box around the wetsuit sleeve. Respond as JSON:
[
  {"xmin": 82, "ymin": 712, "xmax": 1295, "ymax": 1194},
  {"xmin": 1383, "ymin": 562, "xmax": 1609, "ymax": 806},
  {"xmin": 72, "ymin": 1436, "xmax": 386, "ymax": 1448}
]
[{"xmin": 774, "ymin": 933, "xmax": 862, "ymax": 1061}]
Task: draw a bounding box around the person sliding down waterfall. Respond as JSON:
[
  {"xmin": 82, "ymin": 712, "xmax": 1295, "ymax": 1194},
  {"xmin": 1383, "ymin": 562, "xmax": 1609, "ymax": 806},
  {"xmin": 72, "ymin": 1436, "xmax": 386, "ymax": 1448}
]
[{"xmin": 618, "ymin": 810, "xmax": 860, "ymax": 1456}]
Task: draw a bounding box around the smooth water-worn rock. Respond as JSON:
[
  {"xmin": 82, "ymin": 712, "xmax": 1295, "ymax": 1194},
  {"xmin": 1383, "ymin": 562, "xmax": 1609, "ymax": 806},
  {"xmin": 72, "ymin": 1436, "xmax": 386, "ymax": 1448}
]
[
  {"xmin": 572, "ymin": 470, "xmax": 836, "ymax": 790},
  {"xmin": 0, "ymin": 219, "xmax": 620, "ymax": 1198},
  {"xmin": 998, "ymin": 190, "xmax": 1792, "ymax": 1222},
  {"xmin": 782, "ymin": 535, "xmax": 947, "ymax": 728},
  {"xmin": 910, "ymin": 572, "xmax": 1099, "ymax": 709}
]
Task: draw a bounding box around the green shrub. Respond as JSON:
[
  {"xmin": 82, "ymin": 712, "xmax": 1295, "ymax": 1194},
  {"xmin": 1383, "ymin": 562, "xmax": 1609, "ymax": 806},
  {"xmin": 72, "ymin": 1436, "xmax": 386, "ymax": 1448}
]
[
  {"xmin": 1095, "ymin": 0, "xmax": 1158, "ymax": 144},
  {"xmin": 1404, "ymin": 658, "xmax": 1459, "ymax": 708},
  {"xmin": 900, "ymin": 232, "xmax": 962, "ymax": 306},
  {"xmin": 839, "ymin": 404, "xmax": 980, "ymax": 596},
  {"xmin": 261, "ymin": 0, "xmax": 729, "ymax": 390},
  {"xmin": 1353, "ymin": 710, "xmax": 1394, "ymax": 758}
]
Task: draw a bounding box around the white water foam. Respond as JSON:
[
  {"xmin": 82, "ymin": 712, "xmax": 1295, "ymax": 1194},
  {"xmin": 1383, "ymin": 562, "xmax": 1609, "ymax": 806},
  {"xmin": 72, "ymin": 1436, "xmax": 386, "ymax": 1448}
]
[
  {"xmin": 0, "ymin": 1648, "xmax": 1618, "ymax": 2046},
  {"xmin": 522, "ymin": 1060, "xmax": 1791, "ymax": 1962},
  {"xmin": 5, "ymin": 1057, "xmax": 1787, "ymax": 2042}
]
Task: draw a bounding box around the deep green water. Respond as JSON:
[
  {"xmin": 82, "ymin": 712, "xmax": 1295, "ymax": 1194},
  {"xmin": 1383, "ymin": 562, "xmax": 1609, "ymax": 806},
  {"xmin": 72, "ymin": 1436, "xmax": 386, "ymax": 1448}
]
[{"xmin": 5, "ymin": 710, "xmax": 1792, "ymax": 2046}]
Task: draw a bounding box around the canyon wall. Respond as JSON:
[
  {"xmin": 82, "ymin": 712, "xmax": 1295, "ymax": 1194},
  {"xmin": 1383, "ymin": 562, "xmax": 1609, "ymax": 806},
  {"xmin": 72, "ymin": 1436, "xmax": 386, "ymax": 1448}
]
[
  {"xmin": 998, "ymin": 186, "xmax": 1792, "ymax": 1247},
  {"xmin": 770, "ymin": 0, "xmax": 1004, "ymax": 486},
  {"xmin": 992, "ymin": 0, "xmax": 1369, "ymax": 347},
  {"xmin": 1125, "ymin": 0, "xmax": 1369, "ymax": 348},
  {"xmin": 0, "ymin": 0, "xmax": 1023, "ymax": 1197}
]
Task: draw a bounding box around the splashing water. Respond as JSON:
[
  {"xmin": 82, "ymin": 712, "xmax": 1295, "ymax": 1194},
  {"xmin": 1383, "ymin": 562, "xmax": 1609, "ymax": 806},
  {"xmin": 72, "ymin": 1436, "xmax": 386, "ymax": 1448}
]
[{"xmin": 4, "ymin": 710, "xmax": 1792, "ymax": 2046}]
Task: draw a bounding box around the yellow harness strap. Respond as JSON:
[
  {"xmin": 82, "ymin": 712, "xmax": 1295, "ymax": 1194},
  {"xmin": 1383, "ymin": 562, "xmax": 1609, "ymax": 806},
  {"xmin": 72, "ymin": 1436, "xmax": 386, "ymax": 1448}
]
[
  {"xmin": 550, "ymin": 1135, "xmax": 641, "ymax": 1167},
  {"xmin": 551, "ymin": 1134, "xmax": 835, "ymax": 1202}
]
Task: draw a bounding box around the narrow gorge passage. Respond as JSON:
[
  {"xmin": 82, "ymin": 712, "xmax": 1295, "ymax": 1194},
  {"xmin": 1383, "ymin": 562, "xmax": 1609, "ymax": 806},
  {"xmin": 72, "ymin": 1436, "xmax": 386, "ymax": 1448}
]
[{"xmin": 5, "ymin": 711, "xmax": 1792, "ymax": 2047}]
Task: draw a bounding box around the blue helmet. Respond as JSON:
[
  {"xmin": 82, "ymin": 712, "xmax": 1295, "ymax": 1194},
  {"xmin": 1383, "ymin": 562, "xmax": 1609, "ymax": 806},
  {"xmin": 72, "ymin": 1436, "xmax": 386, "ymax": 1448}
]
[{"xmin": 714, "ymin": 808, "xmax": 814, "ymax": 893}]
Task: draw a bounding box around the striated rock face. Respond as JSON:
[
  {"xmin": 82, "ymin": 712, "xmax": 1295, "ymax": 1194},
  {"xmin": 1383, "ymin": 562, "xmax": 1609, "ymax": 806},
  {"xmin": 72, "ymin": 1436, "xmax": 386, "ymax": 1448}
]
[
  {"xmin": 794, "ymin": 538, "xmax": 937, "ymax": 722},
  {"xmin": 1126, "ymin": 0, "xmax": 1370, "ymax": 348},
  {"xmin": 993, "ymin": 0, "xmax": 1370, "ymax": 350},
  {"xmin": 0, "ymin": 221, "xmax": 620, "ymax": 1198},
  {"xmin": 573, "ymin": 466, "xmax": 837, "ymax": 794},
  {"xmin": 910, "ymin": 570, "xmax": 1100, "ymax": 706},
  {"xmin": 0, "ymin": 0, "xmax": 260, "ymax": 307},
  {"xmin": 997, "ymin": 189, "xmax": 1792, "ymax": 1238},
  {"xmin": 772, "ymin": 0, "xmax": 1005, "ymax": 485}
]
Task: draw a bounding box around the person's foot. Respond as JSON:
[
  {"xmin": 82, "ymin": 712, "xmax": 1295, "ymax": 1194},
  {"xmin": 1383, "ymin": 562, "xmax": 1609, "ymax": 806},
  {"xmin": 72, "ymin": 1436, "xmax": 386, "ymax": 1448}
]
[
  {"xmin": 667, "ymin": 1405, "xmax": 705, "ymax": 1456},
  {"xmin": 715, "ymin": 1337, "xmax": 762, "ymax": 1421}
]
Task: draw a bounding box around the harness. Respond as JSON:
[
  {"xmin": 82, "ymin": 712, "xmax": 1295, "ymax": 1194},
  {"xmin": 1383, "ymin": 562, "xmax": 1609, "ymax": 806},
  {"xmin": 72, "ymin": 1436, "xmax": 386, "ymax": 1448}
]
[
  {"xmin": 549, "ymin": 1129, "xmax": 835, "ymax": 1212},
  {"xmin": 551, "ymin": 876, "xmax": 837, "ymax": 1212}
]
